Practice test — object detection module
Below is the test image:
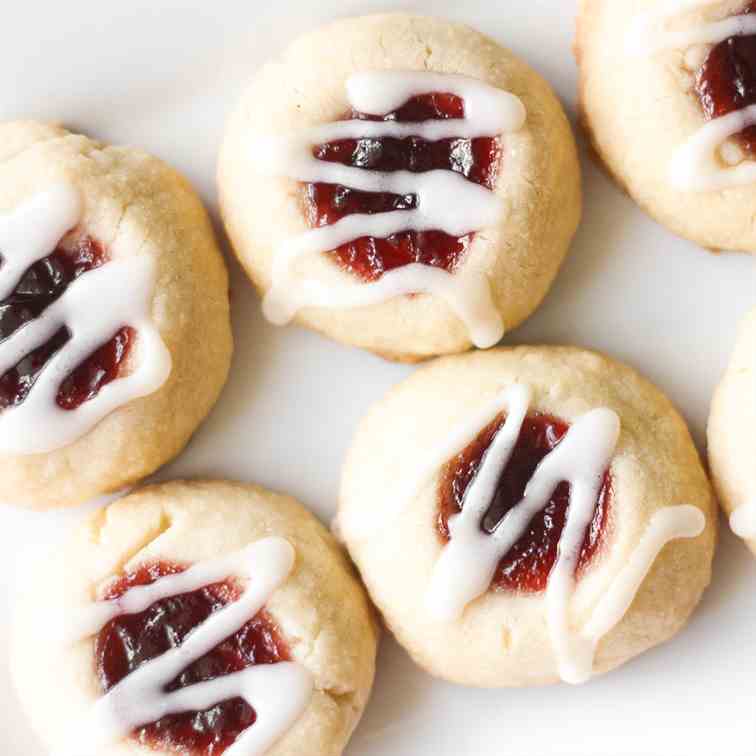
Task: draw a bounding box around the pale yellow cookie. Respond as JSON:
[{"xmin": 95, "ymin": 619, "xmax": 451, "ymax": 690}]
[
  {"xmin": 708, "ymin": 307, "xmax": 756, "ymax": 555},
  {"xmin": 338, "ymin": 346, "xmax": 716, "ymax": 687},
  {"xmin": 577, "ymin": 0, "xmax": 756, "ymax": 252},
  {"xmin": 0, "ymin": 122, "xmax": 233, "ymax": 508},
  {"xmin": 219, "ymin": 14, "xmax": 581, "ymax": 361},
  {"xmin": 11, "ymin": 480, "xmax": 378, "ymax": 756}
]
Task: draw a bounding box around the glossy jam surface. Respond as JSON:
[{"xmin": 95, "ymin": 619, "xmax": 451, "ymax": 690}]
[
  {"xmin": 695, "ymin": 3, "xmax": 756, "ymax": 152},
  {"xmin": 0, "ymin": 237, "xmax": 133, "ymax": 411},
  {"xmin": 438, "ymin": 413, "xmax": 612, "ymax": 593},
  {"xmin": 96, "ymin": 561, "xmax": 290, "ymax": 756},
  {"xmin": 308, "ymin": 92, "xmax": 500, "ymax": 281}
]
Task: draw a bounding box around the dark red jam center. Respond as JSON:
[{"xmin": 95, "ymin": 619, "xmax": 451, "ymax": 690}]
[
  {"xmin": 438, "ymin": 413, "xmax": 612, "ymax": 593},
  {"xmin": 695, "ymin": 2, "xmax": 756, "ymax": 152},
  {"xmin": 0, "ymin": 236, "xmax": 133, "ymax": 412},
  {"xmin": 308, "ymin": 92, "xmax": 500, "ymax": 281},
  {"xmin": 96, "ymin": 561, "xmax": 290, "ymax": 756}
]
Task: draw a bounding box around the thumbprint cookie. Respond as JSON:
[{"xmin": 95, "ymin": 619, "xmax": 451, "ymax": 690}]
[
  {"xmin": 709, "ymin": 306, "xmax": 756, "ymax": 554},
  {"xmin": 579, "ymin": 0, "xmax": 756, "ymax": 251},
  {"xmin": 338, "ymin": 347, "xmax": 716, "ymax": 686},
  {"xmin": 0, "ymin": 122, "xmax": 232, "ymax": 508},
  {"xmin": 219, "ymin": 14, "xmax": 581, "ymax": 361},
  {"xmin": 11, "ymin": 480, "xmax": 378, "ymax": 756}
]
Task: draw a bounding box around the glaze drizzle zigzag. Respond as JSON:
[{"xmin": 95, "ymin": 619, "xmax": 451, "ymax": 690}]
[
  {"xmin": 627, "ymin": 0, "xmax": 756, "ymax": 190},
  {"xmin": 417, "ymin": 384, "xmax": 704, "ymax": 684},
  {"xmin": 56, "ymin": 537, "xmax": 313, "ymax": 756},
  {"xmin": 253, "ymin": 71, "xmax": 526, "ymax": 347},
  {"xmin": 0, "ymin": 184, "xmax": 171, "ymax": 454}
]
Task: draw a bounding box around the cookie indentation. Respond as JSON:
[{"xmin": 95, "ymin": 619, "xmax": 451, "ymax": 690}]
[
  {"xmin": 438, "ymin": 412, "xmax": 612, "ymax": 593},
  {"xmin": 309, "ymin": 92, "xmax": 500, "ymax": 281},
  {"xmin": 695, "ymin": 3, "xmax": 756, "ymax": 153},
  {"xmin": 96, "ymin": 561, "xmax": 290, "ymax": 755},
  {"xmin": 0, "ymin": 237, "xmax": 133, "ymax": 412}
]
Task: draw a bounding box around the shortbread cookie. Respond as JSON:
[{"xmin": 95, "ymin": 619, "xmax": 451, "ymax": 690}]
[
  {"xmin": 219, "ymin": 14, "xmax": 581, "ymax": 361},
  {"xmin": 708, "ymin": 307, "xmax": 756, "ymax": 554},
  {"xmin": 338, "ymin": 347, "xmax": 716, "ymax": 686},
  {"xmin": 11, "ymin": 480, "xmax": 378, "ymax": 756},
  {"xmin": 0, "ymin": 122, "xmax": 232, "ymax": 507},
  {"xmin": 578, "ymin": 0, "xmax": 756, "ymax": 251}
]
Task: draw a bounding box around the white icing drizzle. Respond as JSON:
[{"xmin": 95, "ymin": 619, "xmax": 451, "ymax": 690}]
[
  {"xmin": 339, "ymin": 385, "xmax": 530, "ymax": 543},
  {"xmin": 0, "ymin": 185, "xmax": 171, "ymax": 454},
  {"xmin": 730, "ymin": 500, "xmax": 756, "ymax": 538},
  {"xmin": 55, "ymin": 537, "xmax": 313, "ymax": 756},
  {"xmin": 253, "ymin": 71, "xmax": 526, "ymax": 347},
  {"xmin": 580, "ymin": 505, "xmax": 705, "ymax": 643},
  {"xmin": 424, "ymin": 384, "xmax": 532, "ymax": 620},
  {"xmin": 669, "ymin": 103, "xmax": 756, "ymax": 189},
  {"xmin": 414, "ymin": 384, "xmax": 704, "ymax": 684},
  {"xmin": 627, "ymin": 0, "xmax": 756, "ymax": 190},
  {"xmin": 627, "ymin": 0, "xmax": 756, "ymax": 55}
]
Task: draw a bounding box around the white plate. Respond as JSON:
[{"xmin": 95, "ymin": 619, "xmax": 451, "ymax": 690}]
[{"xmin": 1, "ymin": 1, "xmax": 755, "ymax": 754}]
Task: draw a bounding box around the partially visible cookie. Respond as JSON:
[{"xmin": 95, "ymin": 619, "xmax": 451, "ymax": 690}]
[
  {"xmin": 11, "ymin": 480, "xmax": 378, "ymax": 756},
  {"xmin": 0, "ymin": 122, "xmax": 232, "ymax": 508},
  {"xmin": 577, "ymin": 0, "xmax": 756, "ymax": 252},
  {"xmin": 709, "ymin": 307, "xmax": 756, "ymax": 554},
  {"xmin": 338, "ymin": 346, "xmax": 716, "ymax": 687},
  {"xmin": 219, "ymin": 14, "xmax": 581, "ymax": 361}
]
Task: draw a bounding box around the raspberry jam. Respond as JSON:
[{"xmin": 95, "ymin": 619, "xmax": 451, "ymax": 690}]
[
  {"xmin": 0, "ymin": 237, "xmax": 133, "ymax": 412},
  {"xmin": 308, "ymin": 92, "xmax": 500, "ymax": 281},
  {"xmin": 96, "ymin": 561, "xmax": 290, "ymax": 755},
  {"xmin": 438, "ymin": 413, "xmax": 612, "ymax": 593},
  {"xmin": 695, "ymin": 3, "xmax": 756, "ymax": 152}
]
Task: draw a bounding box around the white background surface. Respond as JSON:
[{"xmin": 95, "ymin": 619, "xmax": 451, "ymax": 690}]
[{"xmin": 0, "ymin": 1, "xmax": 754, "ymax": 754}]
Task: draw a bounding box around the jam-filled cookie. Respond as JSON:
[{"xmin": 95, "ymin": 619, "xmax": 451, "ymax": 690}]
[
  {"xmin": 219, "ymin": 14, "xmax": 581, "ymax": 361},
  {"xmin": 338, "ymin": 347, "xmax": 716, "ymax": 686},
  {"xmin": 578, "ymin": 0, "xmax": 756, "ymax": 251},
  {"xmin": 0, "ymin": 122, "xmax": 232, "ymax": 508},
  {"xmin": 11, "ymin": 480, "xmax": 378, "ymax": 756},
  {"xmin": 708, "ymin": 307, "xmax": 756, "ymax": 554}
]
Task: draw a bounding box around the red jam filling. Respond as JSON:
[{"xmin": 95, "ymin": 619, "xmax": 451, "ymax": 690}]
[
  {"xmin": 96, "ymin": 561, "xmax": 290, "ymax": 756},
  {"xmin": 0, "ymin": 237, "xmax": 133, "ymax": 412},
  {"xmin": 438, "ymin": 413, "xmax": 612, "ymax": 593},
  {"xmin": 695, "ymin": 2, "xmax": 756, "ymax": 152},
  {"xmin": 308, "ymin": 92, "xmax": 501, "ymax": 281}
]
